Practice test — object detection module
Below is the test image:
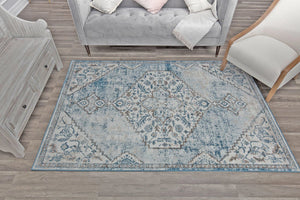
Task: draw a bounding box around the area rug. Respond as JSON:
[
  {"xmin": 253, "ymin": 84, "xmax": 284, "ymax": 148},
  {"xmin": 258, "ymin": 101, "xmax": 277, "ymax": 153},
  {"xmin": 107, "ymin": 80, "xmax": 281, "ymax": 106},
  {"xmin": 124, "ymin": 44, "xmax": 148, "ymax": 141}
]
[{"xmin": 32, "ymin": 60, "xmax": 300, "ymax": 172}]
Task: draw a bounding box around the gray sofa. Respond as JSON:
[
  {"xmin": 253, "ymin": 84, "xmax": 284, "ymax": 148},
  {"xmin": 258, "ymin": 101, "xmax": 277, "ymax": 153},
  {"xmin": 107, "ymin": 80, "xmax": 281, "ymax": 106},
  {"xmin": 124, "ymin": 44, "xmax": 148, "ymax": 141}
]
[{"xmin": 67, "ymin": 0, "xmax": 238, "ymax": 56}]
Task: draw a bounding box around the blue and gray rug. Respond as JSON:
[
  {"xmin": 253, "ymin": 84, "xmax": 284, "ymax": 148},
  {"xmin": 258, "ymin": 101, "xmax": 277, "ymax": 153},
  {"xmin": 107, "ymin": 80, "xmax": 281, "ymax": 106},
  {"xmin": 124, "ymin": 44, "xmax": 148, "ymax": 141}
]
[{"xmin": 32, "ymin": 60, "xmax": 300, "ymax": 172}]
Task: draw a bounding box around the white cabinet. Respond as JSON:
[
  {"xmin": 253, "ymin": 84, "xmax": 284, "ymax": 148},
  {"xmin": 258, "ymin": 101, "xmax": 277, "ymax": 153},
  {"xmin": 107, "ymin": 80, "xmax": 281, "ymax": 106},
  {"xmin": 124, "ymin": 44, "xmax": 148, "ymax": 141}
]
[{"xmin": 0, "ymin": 6, "xmax": 63, "ymax": 157}]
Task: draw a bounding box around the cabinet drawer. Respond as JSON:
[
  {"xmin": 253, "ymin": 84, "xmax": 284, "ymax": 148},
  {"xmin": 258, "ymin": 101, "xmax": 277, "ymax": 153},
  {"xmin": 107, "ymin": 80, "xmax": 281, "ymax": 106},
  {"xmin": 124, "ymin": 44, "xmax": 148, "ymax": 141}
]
[
  {"xmin": 5, "ymin": 83, "xmax": 38, "ymax": 137},
  {"xmin": 32, "ymin": 49, "xmax": 55, "ymax": 88}
]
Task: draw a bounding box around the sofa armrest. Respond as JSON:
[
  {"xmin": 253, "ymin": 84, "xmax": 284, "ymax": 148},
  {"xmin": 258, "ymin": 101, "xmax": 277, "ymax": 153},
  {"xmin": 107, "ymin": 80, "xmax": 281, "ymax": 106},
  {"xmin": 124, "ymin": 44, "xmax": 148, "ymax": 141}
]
[
  {"xmin": 218, "ymin": 0, "xmax": 238, "ymax": 44},
  {"xmin": 67, "ymin": 0, "xmax": 91, "ymax": 44},
  {"xmin": 0, "ymin": 6, "xmax": 48, "ymax": 38}
]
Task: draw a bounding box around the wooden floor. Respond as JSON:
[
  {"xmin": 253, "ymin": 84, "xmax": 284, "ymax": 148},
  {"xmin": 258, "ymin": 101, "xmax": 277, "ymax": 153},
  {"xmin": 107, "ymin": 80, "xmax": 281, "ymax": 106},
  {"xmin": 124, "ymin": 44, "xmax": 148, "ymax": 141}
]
[{"xmin": 1, "ymin": 0, "xmax": 300, "ymax": 199}]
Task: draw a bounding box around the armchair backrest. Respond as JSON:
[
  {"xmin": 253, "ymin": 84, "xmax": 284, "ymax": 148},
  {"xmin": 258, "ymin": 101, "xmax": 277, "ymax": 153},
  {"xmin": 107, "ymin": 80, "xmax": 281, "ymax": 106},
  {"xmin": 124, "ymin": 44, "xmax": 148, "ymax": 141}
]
[{"xmin": 242, "ymin": 0, "xmax": 300, "ymax": 54}]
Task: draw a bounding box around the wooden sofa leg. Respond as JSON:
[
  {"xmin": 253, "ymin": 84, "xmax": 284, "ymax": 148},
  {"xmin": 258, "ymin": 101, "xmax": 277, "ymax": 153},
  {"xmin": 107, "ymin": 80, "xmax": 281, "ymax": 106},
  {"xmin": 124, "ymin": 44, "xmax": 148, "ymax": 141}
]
[
  {"xmin": 84, "ymin": 45, "xmax": 91, "ymax": 57},
  {"xmin": 215, "ymin": 46, "xmax": 221, "ymax": 57},
  {"xmin": 293, "ymin": 73, "xmax": 299, "ymax": 80}
]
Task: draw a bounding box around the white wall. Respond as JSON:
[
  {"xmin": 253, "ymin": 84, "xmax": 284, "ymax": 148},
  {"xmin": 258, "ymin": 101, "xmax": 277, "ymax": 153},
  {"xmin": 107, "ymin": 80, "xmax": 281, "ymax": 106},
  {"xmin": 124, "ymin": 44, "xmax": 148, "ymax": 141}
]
[{"xmin": 0, "ymin": 0, "xmax": 28, "ymax": 16}]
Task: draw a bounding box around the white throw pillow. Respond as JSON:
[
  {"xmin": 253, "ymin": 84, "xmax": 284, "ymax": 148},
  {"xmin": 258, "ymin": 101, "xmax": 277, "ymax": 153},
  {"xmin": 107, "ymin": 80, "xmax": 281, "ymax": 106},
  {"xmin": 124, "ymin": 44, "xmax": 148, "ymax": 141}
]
[
  {"xmin": 184, "ymin": 0, "xmax": 211, "ymax": 13},
  {"xmin": 211, "ymin": 0, "xmax": 218, "ymax": 19},
  {"xmin": 133, "ymin": 0, "xmax": 169, "ymax": 14},
  {"xmin": 90, "ymin": 0, "xmax": 123, "ymax": 14}
]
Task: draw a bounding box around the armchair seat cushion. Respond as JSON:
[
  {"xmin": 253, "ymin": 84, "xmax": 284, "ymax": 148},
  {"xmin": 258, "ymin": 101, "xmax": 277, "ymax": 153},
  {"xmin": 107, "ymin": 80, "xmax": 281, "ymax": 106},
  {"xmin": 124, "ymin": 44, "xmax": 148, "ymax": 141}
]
[
  {"xmin": 84, "ymin": 8, "xmax": 221, "ymax": 45},
  {"xmin": 227, "ymin": 35, "xmax": 298, "ymax": 88}
]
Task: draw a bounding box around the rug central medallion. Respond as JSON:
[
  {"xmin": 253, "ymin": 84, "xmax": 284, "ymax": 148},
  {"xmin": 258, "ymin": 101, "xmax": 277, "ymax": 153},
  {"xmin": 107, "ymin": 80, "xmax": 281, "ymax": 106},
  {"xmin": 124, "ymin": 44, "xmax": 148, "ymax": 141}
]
[{"xmin": 114, "ymin": 71, "xmax": 211, "ymax": 149}]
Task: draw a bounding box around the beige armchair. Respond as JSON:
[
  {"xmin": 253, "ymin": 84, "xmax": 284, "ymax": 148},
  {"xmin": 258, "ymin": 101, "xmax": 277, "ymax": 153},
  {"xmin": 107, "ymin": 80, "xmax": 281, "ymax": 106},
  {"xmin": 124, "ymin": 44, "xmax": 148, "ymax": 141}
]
[{"xmin": 220, "ymin": 0, "xmax": 300, "ymax": 102}]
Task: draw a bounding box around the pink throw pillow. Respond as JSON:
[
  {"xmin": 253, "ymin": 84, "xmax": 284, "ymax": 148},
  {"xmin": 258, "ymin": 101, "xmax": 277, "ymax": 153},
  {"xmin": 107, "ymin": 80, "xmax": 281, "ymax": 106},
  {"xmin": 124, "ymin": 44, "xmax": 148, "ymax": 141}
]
[{"xmin": 133, "ymin": 0, "xmax": 169, "ymax": 14}]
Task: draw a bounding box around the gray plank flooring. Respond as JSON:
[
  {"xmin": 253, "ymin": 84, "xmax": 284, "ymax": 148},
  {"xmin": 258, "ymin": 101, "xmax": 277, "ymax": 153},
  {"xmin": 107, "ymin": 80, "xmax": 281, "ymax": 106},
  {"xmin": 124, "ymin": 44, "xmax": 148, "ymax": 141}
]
[{"xmin": 0, "ymin": 0, "xmax": 299, "ymax": 199}]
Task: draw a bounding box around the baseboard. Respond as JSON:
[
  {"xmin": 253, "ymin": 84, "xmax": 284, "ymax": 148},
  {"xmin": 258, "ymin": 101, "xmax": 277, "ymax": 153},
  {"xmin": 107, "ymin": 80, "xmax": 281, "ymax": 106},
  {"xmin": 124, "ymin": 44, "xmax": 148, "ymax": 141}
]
[{"xmin": 2, "ymin": 0, "xmax": 28, "ymax": 16}]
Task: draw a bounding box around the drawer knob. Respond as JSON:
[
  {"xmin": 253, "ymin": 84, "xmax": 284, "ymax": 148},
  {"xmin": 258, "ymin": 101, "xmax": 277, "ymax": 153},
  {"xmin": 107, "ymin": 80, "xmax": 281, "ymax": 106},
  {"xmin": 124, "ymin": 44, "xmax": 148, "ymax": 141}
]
[
  {"xmin": 22, "ymin": 105, "xmax": 27, "ymax": 109},
  {"xmin": 44, "ymin": 65, "xmax": 48, "ymax": 69}
]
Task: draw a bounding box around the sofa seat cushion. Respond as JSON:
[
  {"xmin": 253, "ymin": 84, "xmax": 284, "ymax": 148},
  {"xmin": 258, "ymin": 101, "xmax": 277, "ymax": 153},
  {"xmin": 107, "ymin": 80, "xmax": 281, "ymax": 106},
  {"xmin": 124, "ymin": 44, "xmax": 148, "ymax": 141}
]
[
  {"xmin": 84, "ymin": 8, "xmax": 221, "ymax": 46},
  {"xmin": 227, "ymin": 35, "xmax": 298, "ymax": 88}
]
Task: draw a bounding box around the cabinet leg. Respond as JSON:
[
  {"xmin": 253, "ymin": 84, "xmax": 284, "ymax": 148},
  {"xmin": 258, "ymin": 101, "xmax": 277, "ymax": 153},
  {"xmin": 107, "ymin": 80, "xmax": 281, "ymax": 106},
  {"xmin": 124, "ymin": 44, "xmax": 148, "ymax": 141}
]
[
  {"xmin": 84, "ymin": 45, "xmax": 91, "ymax": 57},
  {"xmin": 10, "ymin": 147, "xmax": 25, "ymax": 158},
  {"xmin": 55, "ymin": 62, "xmax": 64, "ymax": 72},
  {"xmin": 0, "ymin": 136, "xmax": 25, "ymax": 158}
]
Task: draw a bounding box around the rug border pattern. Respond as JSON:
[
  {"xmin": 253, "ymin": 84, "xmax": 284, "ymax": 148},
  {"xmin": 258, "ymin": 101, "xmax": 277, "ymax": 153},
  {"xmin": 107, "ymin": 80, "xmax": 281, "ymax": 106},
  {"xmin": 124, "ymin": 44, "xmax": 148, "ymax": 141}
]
[{"xmin": 32, "ymin": 60, "xmax": 300, "ymax": 172}]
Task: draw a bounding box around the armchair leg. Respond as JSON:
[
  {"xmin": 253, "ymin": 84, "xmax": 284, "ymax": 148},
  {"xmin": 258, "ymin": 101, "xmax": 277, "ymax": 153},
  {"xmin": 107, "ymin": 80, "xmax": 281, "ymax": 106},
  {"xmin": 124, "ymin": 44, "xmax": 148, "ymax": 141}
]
[
  {"xmin": 220, "ymin": 59, "xmax": 228, "ymax": 71},
  {"xmin": 215, "ymin": 46, "xmax": 221, "ymax": 57},
  {"xmin": 220, "ymin": 44, "xmax": 232, "ymax": 71},
  {"xmin": 293, "ymin": 73, "xmax": 299, "ymax": 80},
  {"xmin": 266, "ymin": 72, "xmax": 285, "ymax": 102},
  {"xmin": 84, "ymin": 45, "xmax": 91, "ymax": 57},
  {"xmin": 266, "ymin": 85, "xmax": 279, "ymax": 103},
  {"xmin": 266, "ymin": 56, "xmax": 300, "ymax": 102}
]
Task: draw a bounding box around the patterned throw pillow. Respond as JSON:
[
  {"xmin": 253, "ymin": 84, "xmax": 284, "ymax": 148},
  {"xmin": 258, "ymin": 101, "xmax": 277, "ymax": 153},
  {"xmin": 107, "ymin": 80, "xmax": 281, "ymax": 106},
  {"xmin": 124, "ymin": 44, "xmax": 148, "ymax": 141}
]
[
  {"xmin": 133, "ymin": 0, "xmax": 169, "ymax": 14},
  {"xmin": 90, "ymin": 0, "xmax": 123, "ymax": 14},
  {"xmin": 184, "ymin": 0, "xmax": 212, "ymax": 13}
]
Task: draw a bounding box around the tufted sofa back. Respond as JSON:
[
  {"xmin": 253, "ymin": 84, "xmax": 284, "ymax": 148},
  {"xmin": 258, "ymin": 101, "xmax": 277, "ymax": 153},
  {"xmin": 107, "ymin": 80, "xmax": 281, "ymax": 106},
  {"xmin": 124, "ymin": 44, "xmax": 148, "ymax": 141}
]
[
  {"xmin": 119, "ymin": 0, "xmax": 215, "ymax": 8},
  {"xmin": 119, "ymin": 0, "xmax": 229, "ymax": 21},
  {"xmin": 119, "ymin": 0, "xmax": 187, "ymax": 8}
]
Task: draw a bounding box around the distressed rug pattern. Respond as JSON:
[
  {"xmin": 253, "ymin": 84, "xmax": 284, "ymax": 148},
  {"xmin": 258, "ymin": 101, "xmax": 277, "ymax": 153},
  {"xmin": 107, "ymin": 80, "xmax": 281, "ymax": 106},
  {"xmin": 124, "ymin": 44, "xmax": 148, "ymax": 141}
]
[{"xmin": 32, "ymin": 60, "xmax": 299, "ymax": 172}]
